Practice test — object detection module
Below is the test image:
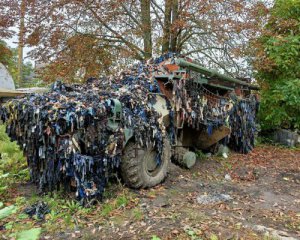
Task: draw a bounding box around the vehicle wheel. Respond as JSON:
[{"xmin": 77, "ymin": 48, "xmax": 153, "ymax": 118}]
[{"xmin": 121, "ymin": 137, "xmax": 171, "ymax": 188}]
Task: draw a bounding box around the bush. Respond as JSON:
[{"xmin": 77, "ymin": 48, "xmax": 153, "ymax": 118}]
[
  {"xmin": 253, "ymin": 0, "xmax": 300, "ymax": 130},
  {"xmin": 0, "ymin": 125, "xmax": 28, "ymax": 196}
]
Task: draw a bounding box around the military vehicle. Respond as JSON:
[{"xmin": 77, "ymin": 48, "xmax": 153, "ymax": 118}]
[
  {"xmin": 120, "ymin": 57, "xmax": 259, "ymax": 189},
  {"xmin": 0, "ymin": 55, "xmax": 259, "ymax": 201}
]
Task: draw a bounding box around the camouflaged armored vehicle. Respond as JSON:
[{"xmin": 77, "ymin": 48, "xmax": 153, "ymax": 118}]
[
  {"xmin": 0, "ymin": 54, "xmax": 259, "ymax": 202},
  {"xmin": 121, "ymin": 57, "xmax": 259, "ymax": 189}
]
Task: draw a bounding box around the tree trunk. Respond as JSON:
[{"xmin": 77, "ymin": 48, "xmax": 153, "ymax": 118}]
[
  {"xmin": 18, "ymin": 0, "xmax": 26, "ymax": 88},
  {"xmin": 141, "ymin": 0, "xmax": 152, "ymax": 59},
  {"xmin": 170, "ymin": 0, "xmax": 179, "ymax": 52},
  {"xmin": 162, "ymin": 0, "xmax": 172, "ymax": 54}
]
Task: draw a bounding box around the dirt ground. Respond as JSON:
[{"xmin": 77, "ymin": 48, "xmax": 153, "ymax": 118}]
[
  {"xmin": 44, "ymin": 145, "xmax": 300, "ymax": 240},
  {"xmin": 2, "ymin": 145, "xmax": 300, "ymax": 240}
]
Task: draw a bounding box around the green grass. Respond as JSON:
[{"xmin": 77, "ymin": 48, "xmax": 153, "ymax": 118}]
[
  {"xmin": 196, "ymin": 150, "xmax": 206, "ymax": 160},
  {"xmin": 116, "ymin": 195, "xmax": 129, "ymax": 208},
  {"xmin": 101, "ymin": 203, "xmax": 114, "ymax": 216},
  {"xmin": 101, "ymin": 191, "xmax": 131, "ymax": 216},
  {"xmin": 0, "ymin": 124, "xmax": 28, "ymax": 196},
  {"xmin": 0, "ymin": 124, "xmax": 141, "ymax": 238},
  {"xmin": 132, "ymin": 207, "xmax": 143, "ymax": 221}
]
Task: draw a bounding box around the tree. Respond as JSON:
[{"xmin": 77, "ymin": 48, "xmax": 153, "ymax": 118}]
[
  {"xmin": 22, "ymin": 0, "xmax": 269, "ymax": 81},
  {"xmin": 0, "ymin": 0, "xmax": 18, "ymax": 38},
  {"xmin": 0, "ymin": 0, "xmax": 30, "ymax": 87},
  {"xmin": 37, "ymin": 34, "xmax": 115, "ymax": 83},
  {"xmin": 17, "ymin": 0, "xmax": 26, "ymax": 88},
  {"xmin": 0, "ymin": 41, "xmax": 34, "ymax": 85},
  {"xmin": 0, "ymin": 41, "xmax": 18, "ymax": 82},
  {"xmin": 253, "ymin": 0, "xmax": 300, "ymax": 130},
  {"xmin": 0, "ymin": 41, "xmax": 13, "ymax": 66}
]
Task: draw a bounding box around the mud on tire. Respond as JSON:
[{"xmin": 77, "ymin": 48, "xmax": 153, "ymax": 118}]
[{"xmin": 121, "ymin": 137, "xmax": 171, "ymax": 188}]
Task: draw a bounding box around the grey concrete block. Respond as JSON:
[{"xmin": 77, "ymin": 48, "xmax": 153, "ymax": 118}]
[{"xmin": 273, "ymin": 129, "xmax": 300, "ymax": 147}]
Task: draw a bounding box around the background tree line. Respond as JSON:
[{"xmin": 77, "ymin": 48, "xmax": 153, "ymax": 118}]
[
  {"xmin": 0, "ymin": 40, "xmax": 33, "ymax": 85},
  {"xmin": 1, "ymin": 0, "xmax": 269, "ymax": 80},
  {"xmin": 253, "ymin": 0, "xmax": 300, "ymax": 130}
]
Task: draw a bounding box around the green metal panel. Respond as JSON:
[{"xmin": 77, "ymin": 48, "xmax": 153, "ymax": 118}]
[
  {"xmin": 124, "ymin": 127, "xmax": 134, "ymax": 146},
  {"xmin": 107, "ymin": 99, "xmax": 134, "ymax": 146},
  {"xmin": 176, "ymin": 59, "xmax": 260, "ymax": 90},
  {"xmin": 206, "ymin": 83, "xmax": 234, "ymax": 91},
  {"xmin": 108, "ymin": 99, "xmax": 122, "ymax": 131}
]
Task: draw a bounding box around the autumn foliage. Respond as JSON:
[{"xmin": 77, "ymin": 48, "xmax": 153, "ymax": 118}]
[
  {"xmin": 24, "ymin": 0, "xmax": 269, "ymax": 81},
  {"xmin": 0, "ymin": 0, "xmax": 18, "ymax": 38},
  {"xmin": 1, "ymin": 0, "xmax": 270, "ymax": 82},
  {"xmin": 37, "ymin": 35, "xmax": 114, "ymax": 82}
]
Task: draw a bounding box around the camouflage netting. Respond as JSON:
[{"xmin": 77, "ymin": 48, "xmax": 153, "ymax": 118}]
[
  {"xmin": 0, "ymin": 54, "xmax": 259, "ymax": 203},
  {"xmin": 0, "ymin": 68, "xmax": 166, "ymax": 204}
]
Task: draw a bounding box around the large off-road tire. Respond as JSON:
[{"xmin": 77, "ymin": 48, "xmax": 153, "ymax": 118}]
[{"xmin": 121, "ymin": 138, "xmax": 171, "ymax": 189}]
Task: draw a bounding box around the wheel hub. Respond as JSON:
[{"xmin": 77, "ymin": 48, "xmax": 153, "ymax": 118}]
[{"xmin": 144, "ymin": 149, "xmax": 158, "ymax": 172}]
